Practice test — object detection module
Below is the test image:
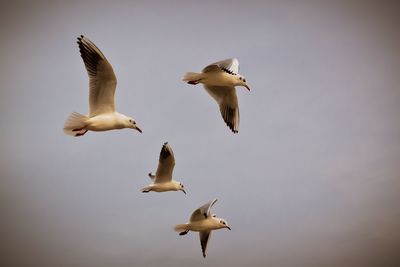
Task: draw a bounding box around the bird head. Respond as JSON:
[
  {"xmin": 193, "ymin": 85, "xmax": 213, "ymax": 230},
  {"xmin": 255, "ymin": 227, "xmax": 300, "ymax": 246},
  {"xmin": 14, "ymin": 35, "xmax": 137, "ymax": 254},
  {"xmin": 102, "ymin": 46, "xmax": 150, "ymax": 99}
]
[
  {"xmin": 236, "ymin": 75, "xmax": 250, "ymax": 91},
  {"xmin": 218, "ymin": 218, "xmax": 231, "ymax": 230},
  {"xmin": 178, "ymin": 182, "xmax": 186, "ymax": 195},
  {"xmin": 126, "ymin": 117, "xmax": 142, "ymax": 133}
]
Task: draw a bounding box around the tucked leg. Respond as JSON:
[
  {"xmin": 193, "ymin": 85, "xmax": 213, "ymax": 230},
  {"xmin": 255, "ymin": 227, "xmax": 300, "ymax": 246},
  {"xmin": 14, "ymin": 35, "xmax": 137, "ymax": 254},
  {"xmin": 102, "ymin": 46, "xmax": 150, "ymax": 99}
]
[{"xmin": 179, "ymin": 230, "xmax": 189, "ymax": 236}]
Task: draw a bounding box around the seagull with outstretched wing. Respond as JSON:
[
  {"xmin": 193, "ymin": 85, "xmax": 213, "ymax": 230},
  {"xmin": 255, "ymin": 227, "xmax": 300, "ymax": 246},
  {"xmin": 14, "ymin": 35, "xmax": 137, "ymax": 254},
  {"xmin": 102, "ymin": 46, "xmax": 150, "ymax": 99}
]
[
  {"xmin": 63, "ymin": 35, "xmax": 142, "ymax": 136},
  {"xmin": 183, "ymin": 58, "xmax": 250, "ymax": 133},
  {"xmin": 141, "ymin": 142, "xmax": 186, "ymax": 194},
  {"xmin": 174, "ymin": 198, "xmax": 231, "ymax": 258}
]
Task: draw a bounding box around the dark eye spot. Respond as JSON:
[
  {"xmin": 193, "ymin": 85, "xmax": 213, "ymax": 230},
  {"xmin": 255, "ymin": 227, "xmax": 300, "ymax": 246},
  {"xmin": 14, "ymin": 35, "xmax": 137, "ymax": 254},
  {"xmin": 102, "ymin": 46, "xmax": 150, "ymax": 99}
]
[{"xmin": 243, "ymin": 79, "xmax": 246, "ymax": 83}]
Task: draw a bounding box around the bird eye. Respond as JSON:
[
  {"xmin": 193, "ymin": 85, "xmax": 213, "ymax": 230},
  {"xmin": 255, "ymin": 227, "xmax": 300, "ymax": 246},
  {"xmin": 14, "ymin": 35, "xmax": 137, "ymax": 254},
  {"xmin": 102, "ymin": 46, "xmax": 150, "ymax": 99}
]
[{"xmin": 243, "ymin": 79, "xmax": 246, "ymax": 83}]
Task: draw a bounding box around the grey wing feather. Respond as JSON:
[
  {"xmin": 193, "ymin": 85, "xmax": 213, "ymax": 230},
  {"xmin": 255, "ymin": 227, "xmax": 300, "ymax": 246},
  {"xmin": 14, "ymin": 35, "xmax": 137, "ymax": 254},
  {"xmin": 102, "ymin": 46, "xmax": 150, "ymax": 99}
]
[
  {"xmin": 204, "ymin": 85, "xmax": 240, "ymax": 133},
  {"xmin": 202, "ymin": 58, "xmax": 239, "ymax": 75},
  {"xmin": 199, "ymin": 231, "xmax": 211, "ymax": 258},
  {"xmin": 190, "ymin": 198, "xmax": 218, "ymax": 222},
  {"xmin": 77, "ymin": 35, "xmax": 117, "ymax": 116},
  {"xmin": 155, "ymin": 142, "xmax": 175, "ymax": 183}
]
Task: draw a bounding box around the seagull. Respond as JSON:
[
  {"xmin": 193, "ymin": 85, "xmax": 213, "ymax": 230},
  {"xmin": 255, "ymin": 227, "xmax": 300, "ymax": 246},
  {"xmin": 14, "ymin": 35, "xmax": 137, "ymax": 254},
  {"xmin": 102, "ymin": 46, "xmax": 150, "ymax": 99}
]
[
  {"xmin": 63, "ymin": 35, "xmax": 142, "ymax": 136},
  {"xmin": 183, "ymin": 58, "xmax": 250, "ymax": 133},
  {"xmin": 141, "ymin": 142, "xmax": 186, "ymax": 194},
  {"xmin": 174, "ymin": 198, "xmax": 230, "ymax": 258}
]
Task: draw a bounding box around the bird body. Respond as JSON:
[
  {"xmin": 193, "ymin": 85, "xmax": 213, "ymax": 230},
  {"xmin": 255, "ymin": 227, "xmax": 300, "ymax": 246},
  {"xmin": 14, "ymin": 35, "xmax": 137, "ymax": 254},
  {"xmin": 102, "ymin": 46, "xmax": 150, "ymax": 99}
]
[
  {"xmin": 141, "ymin": 180, "xmax": 182, "ymax": 193},
  {"xmin": 175, "ymin": 216, "xmax": 227, "ymax": 232},
  {"xmin": 183, "ymin": 71, "xmax": 241, "ymax": 87},
  {"xmin": 64, "ymin": 35, "xmax": 141, "ymax": 136}
]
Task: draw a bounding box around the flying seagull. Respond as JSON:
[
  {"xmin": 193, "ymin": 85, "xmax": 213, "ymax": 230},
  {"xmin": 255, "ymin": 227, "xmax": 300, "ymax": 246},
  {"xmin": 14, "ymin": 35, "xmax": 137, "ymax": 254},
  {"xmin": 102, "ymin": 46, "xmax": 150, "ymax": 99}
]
[
  {"xmin": 183, "ymin": 58, "xmax": 250, "ymax": 133},
  {"xmin": 141, "ymin": 142, "xmax": 186, "ymax": 194},
  {"xmin": 63, "ymin": 35, "xmax": 142, "ymax": 136},
  {"xmin": 174, "ymin": 198, "xmax": 230, "ymax": 258}
]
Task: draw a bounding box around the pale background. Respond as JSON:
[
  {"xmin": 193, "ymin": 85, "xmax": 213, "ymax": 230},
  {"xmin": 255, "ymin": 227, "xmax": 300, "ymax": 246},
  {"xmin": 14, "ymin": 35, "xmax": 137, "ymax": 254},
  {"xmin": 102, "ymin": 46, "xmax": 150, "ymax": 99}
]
[{"xmin": 1, "ymin": 1, "xmax": 400, "ymax": 266}]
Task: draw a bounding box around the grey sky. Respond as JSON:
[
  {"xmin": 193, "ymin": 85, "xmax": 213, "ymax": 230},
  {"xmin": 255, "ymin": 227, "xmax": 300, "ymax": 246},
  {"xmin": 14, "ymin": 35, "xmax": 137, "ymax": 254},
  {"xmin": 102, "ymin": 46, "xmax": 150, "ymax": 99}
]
[{"xmin": 1, "ymin": 1, "xmax": 400, "ymax": 266}]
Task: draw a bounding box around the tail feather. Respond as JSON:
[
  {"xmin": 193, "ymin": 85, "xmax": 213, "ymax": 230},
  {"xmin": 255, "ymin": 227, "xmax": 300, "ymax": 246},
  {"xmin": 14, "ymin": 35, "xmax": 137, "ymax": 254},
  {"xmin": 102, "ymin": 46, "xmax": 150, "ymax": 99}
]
[
  {"xmin": 174, "ymin": 223, "xmax": 189, "ymax": 233},
  {"xmin": 63, "ymin": 112, "xmax": 89, "ymax": 136},
  {"xmin": 182, "ymin": 72, "xmax": 204, "ymax": 84}
]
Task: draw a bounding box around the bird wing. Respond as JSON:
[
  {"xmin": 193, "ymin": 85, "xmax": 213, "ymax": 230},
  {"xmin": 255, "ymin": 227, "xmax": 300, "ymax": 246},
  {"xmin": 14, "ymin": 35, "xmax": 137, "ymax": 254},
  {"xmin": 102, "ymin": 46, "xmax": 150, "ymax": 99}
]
[
  {"xmin": 204, "ymin": 85, "xmax": 240, "ymax": 133},
  {"xmin": 199, "ymin": 231, "xmax": 212, "ymax": 258},
  {"xmin": 202, "ymin": 58, "xmax": 239, "ymax": 75},
  {"xmin": 77, "ymin": 35, "xmax": 117, "ymax": 116},
  {"xmin": 154, "ymin": 142, "xmax": 175, "ymax": 183},
  {"xmin": 190, "ymin": 198, "xmax": 218, "ymax": 222}
]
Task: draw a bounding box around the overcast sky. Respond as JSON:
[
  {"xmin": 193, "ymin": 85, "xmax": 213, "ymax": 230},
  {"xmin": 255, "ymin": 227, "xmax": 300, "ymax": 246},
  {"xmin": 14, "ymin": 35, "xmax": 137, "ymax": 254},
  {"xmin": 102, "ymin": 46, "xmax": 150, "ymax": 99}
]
[{"xmin": 1, "ymin": 1, "xmax": 400, "ymax": 267}]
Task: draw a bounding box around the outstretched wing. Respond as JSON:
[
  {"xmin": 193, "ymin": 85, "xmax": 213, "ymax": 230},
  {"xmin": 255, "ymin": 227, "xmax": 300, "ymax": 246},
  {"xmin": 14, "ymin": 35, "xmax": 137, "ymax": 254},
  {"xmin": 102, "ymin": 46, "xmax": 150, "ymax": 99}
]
[
  {"xmin": 204, "ymin": 85, "xmax": 240, "ymax": 133},
  {"xmin": 77, "ymin": 35, "xmax": 117, "ymax": 116},
  {"xmin": 202, "ymin": 58, "xmax": 239, "ymax": 75},
  {"xmin": 190, "ymin": 198, "xmax": 218, "ymax": 222},
  {"xmin": 155, "ymin": 142, "xmax": 175, "ymax": 183},
  {"xmin": 199, "ymin": 231, "xmax": 211, "ymax": 258}
]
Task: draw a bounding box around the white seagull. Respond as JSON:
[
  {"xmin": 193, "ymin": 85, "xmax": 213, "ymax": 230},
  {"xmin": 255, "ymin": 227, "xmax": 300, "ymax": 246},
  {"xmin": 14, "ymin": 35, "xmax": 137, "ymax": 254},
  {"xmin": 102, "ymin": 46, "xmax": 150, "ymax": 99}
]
[
  {"xmin": 174, "ymin": 198, "xmax": 231, "ymax": 258},
  {"xmin": 63, "ymin": 35, "xmax": 142, "ymax": 136},
  {"xmin": 141, "ymin": 142, "xmax": 186, "ymax": 194},
  {"xmin": 183, "ymin": 58, "xmax": 250, "ymax": 133}
]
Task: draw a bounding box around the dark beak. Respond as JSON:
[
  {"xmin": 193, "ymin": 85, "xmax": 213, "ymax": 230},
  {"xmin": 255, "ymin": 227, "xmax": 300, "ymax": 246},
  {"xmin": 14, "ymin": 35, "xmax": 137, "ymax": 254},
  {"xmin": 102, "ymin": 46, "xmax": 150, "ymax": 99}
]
[
  {"xmin": 135, "ymin": 126, "xmax": 142, "ymax": 133},
  {"xmin": 182, "ymin": 189, "xmax": 187, "ymax": 195},
  {"xmin": 244, "ymin": 84, "xmax": 250, "ymax": 91},
  {"xmin": 227, "ymin": 226, "xmax": 231, "ymax": 230}
]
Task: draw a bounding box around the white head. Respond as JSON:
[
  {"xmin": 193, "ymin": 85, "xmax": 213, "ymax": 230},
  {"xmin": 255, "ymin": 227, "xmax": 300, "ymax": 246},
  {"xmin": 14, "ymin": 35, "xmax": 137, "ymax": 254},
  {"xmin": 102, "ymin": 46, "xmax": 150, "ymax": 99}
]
[
  {"xmin": 213, "ymin": 216, "xmax": 231, "ymax": 230},
  {"xmin": 125, "ymin": 116, "xmax": 142, "ymax": 133},
  {"xmin": 235, "ymin": 75, "xmax": 250, "ymax": 91},
  {"xmin": 174, "ymin": 181, "xmax": 186, "ymax": 194}
]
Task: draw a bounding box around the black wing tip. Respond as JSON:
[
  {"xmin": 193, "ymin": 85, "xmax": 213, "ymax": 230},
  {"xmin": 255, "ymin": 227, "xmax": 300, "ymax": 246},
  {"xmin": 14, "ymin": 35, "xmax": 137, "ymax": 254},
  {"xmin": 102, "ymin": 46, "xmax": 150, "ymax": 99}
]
[
  {"xmin": 221, "ymin": 67, "xmax": 236, "ymax": 75},
  {"xmin": 221, "ymin": 106, "xmax": 239, "ymax": 133},
  {"xmin": 228, "ymin": 126, "xmax": 239, "ymax": 133},
  {"xmin": 77, "ymin": 35, "xmax": 84, "ymax": 42},
  {"xmin": 160, "ymin": 142, "xmax": 172, "ymax": 159},
  {"xmin": 162, "ymin": 142, "xmax": 170, "ymax": 151}
]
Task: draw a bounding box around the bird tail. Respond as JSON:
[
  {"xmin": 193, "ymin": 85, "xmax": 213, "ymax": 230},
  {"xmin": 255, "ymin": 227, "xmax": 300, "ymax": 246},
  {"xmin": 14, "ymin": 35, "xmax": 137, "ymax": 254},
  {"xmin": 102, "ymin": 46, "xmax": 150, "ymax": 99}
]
[
  {"xmin": 63, "ymin": 112, "xmax": 89, "ymax": 137},
  {"xmin": 174, "ymin": 223, "xmax": 190, "ymax": 232},
  {"xmin": 182, "ymin": 72, "xmax": 204, "ymax": 84}
]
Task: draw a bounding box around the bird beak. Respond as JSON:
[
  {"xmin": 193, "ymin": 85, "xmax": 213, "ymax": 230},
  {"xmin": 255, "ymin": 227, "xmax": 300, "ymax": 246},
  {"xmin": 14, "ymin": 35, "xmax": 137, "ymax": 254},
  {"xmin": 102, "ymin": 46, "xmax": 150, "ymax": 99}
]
[
  {"xmin": 244, "ymin": 84, "xmax": 250, "ymax": 91},
  {"xmin": 226, "ymin": 226, "xmax": 231, "ymax": 230},
  {"xmin": 181, "ymin": 189, "xmax": 187, "ymax": 195},
  {"xmin": 135, "ymin": 126, "xmax": 142, "ymax": 133}
]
